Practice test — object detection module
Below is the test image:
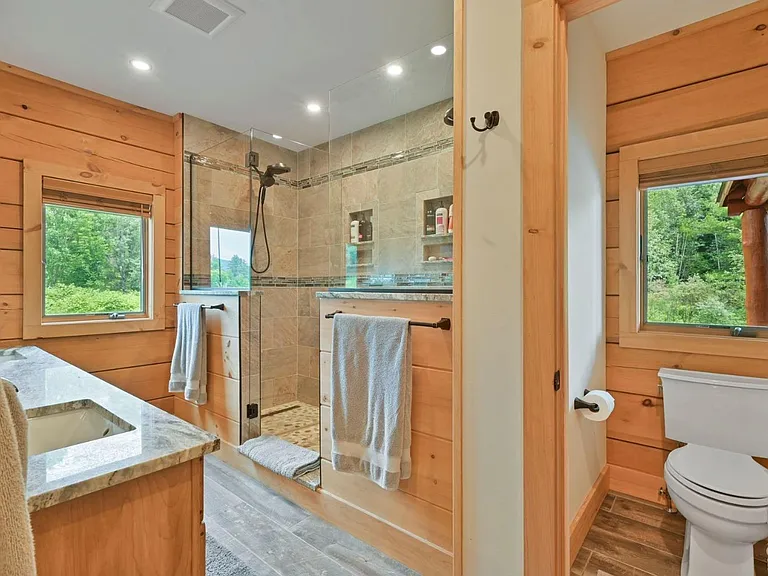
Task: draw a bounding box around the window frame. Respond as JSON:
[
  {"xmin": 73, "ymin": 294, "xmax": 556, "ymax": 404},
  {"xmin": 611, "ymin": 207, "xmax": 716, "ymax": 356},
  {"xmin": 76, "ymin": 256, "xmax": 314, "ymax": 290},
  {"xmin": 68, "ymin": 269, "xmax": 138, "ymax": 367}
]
[
  {"xmin": 618, "ymin": 118, "xmax": 768, "ymax": 360},
  {"xmin": 23, "ymin": 160, "xmax": 166, "ymax": 339}
]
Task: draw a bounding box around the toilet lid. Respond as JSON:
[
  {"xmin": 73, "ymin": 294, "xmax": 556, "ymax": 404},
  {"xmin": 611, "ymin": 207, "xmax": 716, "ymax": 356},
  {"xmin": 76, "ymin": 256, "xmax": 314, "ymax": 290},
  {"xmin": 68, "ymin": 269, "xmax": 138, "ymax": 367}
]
[{"xmin": 667, "ymin": 445, "xmax": 768, "ymax": 502}]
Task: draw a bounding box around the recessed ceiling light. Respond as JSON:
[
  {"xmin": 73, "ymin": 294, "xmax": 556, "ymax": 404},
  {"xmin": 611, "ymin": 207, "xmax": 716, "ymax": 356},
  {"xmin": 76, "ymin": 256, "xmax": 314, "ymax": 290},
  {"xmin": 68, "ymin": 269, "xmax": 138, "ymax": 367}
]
[
  {"xmin": 431, "ymin": 45, "xmax": 447, "ymax": 56},
  {"xmin": 129, "ymin": 59, "xmax": 152, "ymax": 72},
  {"xmin": 387, "ymin": 64, "xmax": 403, "ymax": 77},
  {"xmin": 306, "ymin": 102, "xmax": 322, "ymax": 114},
  {"xmin": 272, "ymin": 134, "xmax": 283, "ymax": 140}
]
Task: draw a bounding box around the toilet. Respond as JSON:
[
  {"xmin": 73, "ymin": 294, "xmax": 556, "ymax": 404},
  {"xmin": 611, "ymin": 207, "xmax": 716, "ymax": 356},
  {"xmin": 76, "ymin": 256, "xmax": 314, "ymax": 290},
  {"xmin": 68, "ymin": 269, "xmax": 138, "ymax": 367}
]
[{"xmin": 660, "ymin": 368, "xmax": 768, "ymax": 576}]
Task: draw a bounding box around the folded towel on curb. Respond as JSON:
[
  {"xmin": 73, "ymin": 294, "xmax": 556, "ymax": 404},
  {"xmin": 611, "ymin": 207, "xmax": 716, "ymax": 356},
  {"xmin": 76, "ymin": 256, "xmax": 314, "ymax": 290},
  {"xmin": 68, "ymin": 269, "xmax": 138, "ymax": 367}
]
[
  {"xmin": 238, "ymin": 435, "xmax": 320, "ymax": 479},
  {"xmin": 169, "ymin": 303, "xmax": 207, "ymax": 405},
  {"xmin": 330, "ymin": 313, "xmax": 412, "ymax": 491}
]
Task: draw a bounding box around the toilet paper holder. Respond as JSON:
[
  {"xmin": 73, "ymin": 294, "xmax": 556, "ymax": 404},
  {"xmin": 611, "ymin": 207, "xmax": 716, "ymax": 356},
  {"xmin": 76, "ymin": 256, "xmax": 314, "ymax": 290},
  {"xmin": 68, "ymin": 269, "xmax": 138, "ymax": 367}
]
[{"xmin": 574, "ymin": 389, "xmax": 600, "ymax": 413}]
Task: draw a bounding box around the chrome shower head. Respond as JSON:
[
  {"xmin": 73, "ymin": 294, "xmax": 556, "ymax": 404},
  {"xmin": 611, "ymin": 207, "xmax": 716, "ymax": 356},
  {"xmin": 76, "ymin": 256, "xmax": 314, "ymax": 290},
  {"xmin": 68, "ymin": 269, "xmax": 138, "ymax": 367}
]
[{"xmin": 259, "ymin": 162, "xmax": 292, "ymax": 189}]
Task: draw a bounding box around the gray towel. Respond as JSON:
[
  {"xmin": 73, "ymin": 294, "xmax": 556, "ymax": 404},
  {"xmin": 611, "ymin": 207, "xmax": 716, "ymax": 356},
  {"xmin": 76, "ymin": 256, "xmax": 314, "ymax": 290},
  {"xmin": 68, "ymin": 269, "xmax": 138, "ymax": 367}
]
[
  {"xmin": 238, "ymin": 435, "xmax": 320, "ymax": 478},
  {"xmin": 0, "ymin": 378, "xmax": 36, "ymax": 576},
  {"xmin": 169, "ymin": 303, "xmax": 207, "ymax": 405},
  {"xmin": 330, "ymin": 313, "xmax": 412, "ymax": 491}
]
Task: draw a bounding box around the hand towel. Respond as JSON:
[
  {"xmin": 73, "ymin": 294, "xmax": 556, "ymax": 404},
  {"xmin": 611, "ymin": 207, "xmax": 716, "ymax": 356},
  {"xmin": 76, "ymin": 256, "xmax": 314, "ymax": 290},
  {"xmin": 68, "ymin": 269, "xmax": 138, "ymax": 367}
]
[
  {"xmin": 169, "ymin": 303, "xmax": 208, "ymax": 405},
  {"xmin": 330, "ymin": 313, "xmax": 412, "ymax": 491},
  {"xmin": 0, "ymin": 378, "xmax": 36, "ymax": 576}
]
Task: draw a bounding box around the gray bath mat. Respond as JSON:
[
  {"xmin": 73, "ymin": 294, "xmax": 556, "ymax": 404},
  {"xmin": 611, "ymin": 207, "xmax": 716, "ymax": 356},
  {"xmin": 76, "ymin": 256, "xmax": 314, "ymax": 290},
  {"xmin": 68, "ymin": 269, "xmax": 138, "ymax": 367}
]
[
  {"xmin": 238, "ymin": 434, "xmax": 320, "ymax": 479},
  {"xmin": 206, "ymin": 533, "xmax": 259, "ymax": 576}
]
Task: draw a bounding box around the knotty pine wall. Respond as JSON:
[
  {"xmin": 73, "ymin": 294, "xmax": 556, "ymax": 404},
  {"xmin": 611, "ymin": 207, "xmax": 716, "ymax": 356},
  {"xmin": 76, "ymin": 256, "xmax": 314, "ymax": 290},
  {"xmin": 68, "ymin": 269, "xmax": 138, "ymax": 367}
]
[
  {"xmin": 604, "ymin": 1, "xmax": 768, "ymax": 504},
  {"xmin": 0, "ymin": 62, "xmax": 181, "ymax": 411}
]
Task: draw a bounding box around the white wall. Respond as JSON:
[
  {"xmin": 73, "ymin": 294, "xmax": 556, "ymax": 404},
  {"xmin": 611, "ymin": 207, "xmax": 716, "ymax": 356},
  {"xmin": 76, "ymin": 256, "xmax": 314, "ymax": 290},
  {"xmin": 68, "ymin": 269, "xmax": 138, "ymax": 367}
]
[
  {"xmin": 566, "ymin": 17, "xmax": 607, "ymax": 523},
  {"xmin": 462, "ymin": 0, "xmax": 524, "ymax": 574}
]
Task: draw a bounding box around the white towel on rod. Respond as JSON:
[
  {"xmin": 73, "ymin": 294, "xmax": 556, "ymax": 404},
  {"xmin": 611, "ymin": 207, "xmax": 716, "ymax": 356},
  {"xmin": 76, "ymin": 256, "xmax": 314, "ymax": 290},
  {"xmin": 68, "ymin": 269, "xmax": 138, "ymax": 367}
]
[
  {"xmin": 169, "ymin": 303, "xmax": 207, "ymax": 405},
  {"xmin": 330, "ymin": 313, "xmax": 412, "ymax": 491}
]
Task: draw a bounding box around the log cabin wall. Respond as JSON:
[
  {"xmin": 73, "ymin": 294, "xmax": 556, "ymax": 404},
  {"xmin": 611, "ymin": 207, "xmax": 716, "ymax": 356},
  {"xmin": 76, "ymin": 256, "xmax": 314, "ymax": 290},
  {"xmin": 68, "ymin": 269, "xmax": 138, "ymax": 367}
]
[
  {"xmin": 0, "ymin": 62, "xmax": 181, "ymax": 411},
  {"xmin": 604, "ymin": 1, "xmax": 768, "ymax": 504}
]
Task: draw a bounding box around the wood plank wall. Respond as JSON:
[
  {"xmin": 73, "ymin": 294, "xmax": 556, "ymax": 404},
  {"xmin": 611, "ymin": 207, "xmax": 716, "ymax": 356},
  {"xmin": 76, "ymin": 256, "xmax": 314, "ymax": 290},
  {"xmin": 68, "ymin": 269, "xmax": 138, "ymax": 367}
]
[
  {"xmin": 0, "ymin": 62, "xmax": 180, "ymax": 409},
  {"xmin": 604, "ymin": 2, "xmax": 768, "ymax": 503},
  {"xmin": 319, "ymin": 298, "xmax": 454, "ymax": 563}
]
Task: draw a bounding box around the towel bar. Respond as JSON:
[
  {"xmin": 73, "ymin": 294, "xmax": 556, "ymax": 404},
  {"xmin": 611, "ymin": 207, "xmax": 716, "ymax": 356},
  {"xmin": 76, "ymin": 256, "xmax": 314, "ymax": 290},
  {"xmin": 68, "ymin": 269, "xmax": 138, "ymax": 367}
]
[
  {"xmin": 324, "ymin": 310, "xmax": 451, "ymax": 330},
  {"xmin": 173, "ymin": 303, "xmax": 225, "ymax": 310}
]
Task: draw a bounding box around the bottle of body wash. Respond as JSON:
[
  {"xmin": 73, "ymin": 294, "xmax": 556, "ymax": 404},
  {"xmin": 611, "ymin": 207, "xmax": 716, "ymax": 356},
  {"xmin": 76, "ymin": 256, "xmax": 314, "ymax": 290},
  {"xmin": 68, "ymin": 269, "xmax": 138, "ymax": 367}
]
[
  {"xmin": 350, "ymin": 220, "xmax": 359, "ymax": 244},
  {"xmin": 448, "ymin": 203, "xmax": 454, "ymax": 234},
  {"xmin": 435, "ymin": 203, "xmax": 448, "ymax": 235},
  {"xmin": 425, "ymin": 207, "xmax": 436, "ymax": 235}
]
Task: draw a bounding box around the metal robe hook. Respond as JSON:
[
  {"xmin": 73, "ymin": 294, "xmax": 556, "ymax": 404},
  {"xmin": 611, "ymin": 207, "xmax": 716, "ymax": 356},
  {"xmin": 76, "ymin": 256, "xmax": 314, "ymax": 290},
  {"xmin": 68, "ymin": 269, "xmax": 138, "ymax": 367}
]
[{"xmin": 470, "ymin": 110, "xmax": 500, "ymax": 132}]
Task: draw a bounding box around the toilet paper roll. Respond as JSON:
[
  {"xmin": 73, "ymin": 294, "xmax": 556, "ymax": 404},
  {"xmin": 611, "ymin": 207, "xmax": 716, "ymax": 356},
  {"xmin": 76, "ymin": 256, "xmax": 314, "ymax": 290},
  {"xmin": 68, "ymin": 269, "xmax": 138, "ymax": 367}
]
[{"xmin": 581, "ymin": 390, "xmax": 615, "ymax": 422}]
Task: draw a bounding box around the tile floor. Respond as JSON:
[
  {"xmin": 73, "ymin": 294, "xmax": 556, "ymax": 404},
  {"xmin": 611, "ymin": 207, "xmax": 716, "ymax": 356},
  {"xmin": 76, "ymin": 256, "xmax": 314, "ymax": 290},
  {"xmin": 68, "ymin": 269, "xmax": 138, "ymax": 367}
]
[
  {"xmin": 572, "ymin": 491, "xmax": 768, "ymax": 576},
  {"xmin": 261, "ymin": 401, "xmax": 320, "ymax": 452},
  {"xmin": 204, "ymin": 455, "xmax": 416, "ymax": 576}
]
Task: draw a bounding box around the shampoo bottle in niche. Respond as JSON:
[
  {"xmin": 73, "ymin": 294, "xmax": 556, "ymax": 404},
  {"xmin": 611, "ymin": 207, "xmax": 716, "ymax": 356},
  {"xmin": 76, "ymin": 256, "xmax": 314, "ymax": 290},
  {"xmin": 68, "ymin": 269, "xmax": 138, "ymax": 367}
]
[
  {"xmin": 435, "ymin": 203, "xmax": 448, "ymax": 235},
  {"xmin": 448, "ymin": 203, "xmax": 454, "ymax": 234},
  {"xmin": 350, "ymin": 219, "xmax": 359, "ymax": 244},
  {"xmin": 425, "ymin": 206, "xmax": 436, "ymax": 235}
]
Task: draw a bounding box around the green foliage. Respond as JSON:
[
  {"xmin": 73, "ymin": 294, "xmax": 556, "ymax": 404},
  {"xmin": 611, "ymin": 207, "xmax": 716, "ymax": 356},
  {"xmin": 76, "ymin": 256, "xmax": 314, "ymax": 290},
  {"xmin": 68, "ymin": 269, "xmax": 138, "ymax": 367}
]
[
  {"xmin": 45, "ymin": 285, "xmax": 141, "ymax": 315},
  {"xmin": 646, "ymin": 182, "xmax": 746, "ymax": 326},
  {"xmin": 44, "ymin": 204, "xmax": 144, "ymax": 315},
  {"xmin": 211, "ymin": 254, "xmax": 250, "ymax": 288}
]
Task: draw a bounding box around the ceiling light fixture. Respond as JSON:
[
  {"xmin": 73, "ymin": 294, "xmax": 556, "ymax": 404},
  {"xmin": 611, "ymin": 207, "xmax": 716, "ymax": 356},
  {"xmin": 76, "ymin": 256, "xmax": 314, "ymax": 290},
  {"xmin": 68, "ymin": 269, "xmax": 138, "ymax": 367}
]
[
  {"xmin": 387, "ymin": 64, "xmax": 403, "ymax": 77},
  {"xmin": 129, "ymin": 59, "xmax": 152, "ymax": 72},
  {"xmin": 306, "ymin": 102, "xmax": 322, "ymax": 114},
  {"xmin": 272, "ymin": 134, "xmax": 283, "ymax": 140},
  {"xmin": 431, "ymin": 45, "xmax": 447, "ymax": 56}
]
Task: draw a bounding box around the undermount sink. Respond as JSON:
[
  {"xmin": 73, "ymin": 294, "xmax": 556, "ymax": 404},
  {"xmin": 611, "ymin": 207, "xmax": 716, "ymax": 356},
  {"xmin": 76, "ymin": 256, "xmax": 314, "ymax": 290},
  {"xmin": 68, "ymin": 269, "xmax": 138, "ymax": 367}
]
[{"xmin": 28, "ymin": 401, "xmax": 135, "ymax": 456}]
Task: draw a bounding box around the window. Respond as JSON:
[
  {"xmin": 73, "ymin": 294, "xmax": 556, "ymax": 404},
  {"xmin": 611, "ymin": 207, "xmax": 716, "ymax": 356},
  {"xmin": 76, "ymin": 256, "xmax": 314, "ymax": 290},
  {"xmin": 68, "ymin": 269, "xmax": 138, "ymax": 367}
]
[
  {"xmin": 23, "ymin": 162, "xmax": 166, "ymax": 339},
  {"xmin": 643, "ymin": 179, "xmax": 759, "ymax": 331},
  {"xmin": 618, "ymin": 119, "xmax": 768, "ymax": 359},
  {"xmin": 209, "ymin": 227, "xmax": 250, "ymax": 289}
]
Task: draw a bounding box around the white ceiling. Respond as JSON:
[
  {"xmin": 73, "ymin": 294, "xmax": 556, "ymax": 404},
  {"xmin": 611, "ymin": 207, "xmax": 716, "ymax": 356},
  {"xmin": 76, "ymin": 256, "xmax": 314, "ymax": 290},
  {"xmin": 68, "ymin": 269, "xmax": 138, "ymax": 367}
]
[
  {"xmin": 586, "ymin": 0, "xmax": 755, "ymax": 53},
  {"xmin": 0, "ymin": 0, "xmax": 453, "ymax": 147}
]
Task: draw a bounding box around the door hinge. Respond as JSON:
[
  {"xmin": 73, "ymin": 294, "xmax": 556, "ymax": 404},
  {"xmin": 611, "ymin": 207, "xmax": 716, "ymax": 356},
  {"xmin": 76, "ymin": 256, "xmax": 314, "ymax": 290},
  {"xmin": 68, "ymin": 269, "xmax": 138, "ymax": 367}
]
[
  {"xmin": 246, "ymin": 403, "xmax": 259, "ymax": 419},
  {"xmin": 554, "ymin": 370, "xmax": 561, "ymax": 392}
]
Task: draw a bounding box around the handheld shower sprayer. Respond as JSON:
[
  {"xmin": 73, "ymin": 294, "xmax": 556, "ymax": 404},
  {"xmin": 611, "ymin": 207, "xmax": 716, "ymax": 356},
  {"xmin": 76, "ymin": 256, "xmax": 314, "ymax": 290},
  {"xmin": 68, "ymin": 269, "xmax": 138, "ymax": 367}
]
[{"xmin": 247, "ymin": 151, "xmax": 292, "ymax": 274}]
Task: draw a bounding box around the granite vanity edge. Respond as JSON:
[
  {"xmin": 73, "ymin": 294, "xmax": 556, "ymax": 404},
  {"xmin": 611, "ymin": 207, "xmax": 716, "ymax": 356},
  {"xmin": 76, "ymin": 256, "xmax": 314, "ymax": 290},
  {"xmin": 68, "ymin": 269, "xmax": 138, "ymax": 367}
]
[
  {"xmin": 27, "ymin": 439, "xmax": 220, "ymax": 513},
  {"xmin": 316, "ymin": 291, "xmax": 453, "ymax": 302}
]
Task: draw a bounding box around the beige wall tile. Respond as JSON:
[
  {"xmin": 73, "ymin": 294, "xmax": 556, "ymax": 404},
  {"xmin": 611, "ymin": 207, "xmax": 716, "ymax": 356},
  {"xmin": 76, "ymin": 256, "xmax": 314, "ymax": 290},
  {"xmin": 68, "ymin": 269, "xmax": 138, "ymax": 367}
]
[
  {"xmin": 299, "ymin": 183, "xmax": 330, "ymax": 218},
  {"xmin": 298, "ymin": 345, "xmax": 320, "ymax": 378},
  {"xmin": 405, "ymin": 98, "xmax": 453, "ymax": 149},
  {"xmin": 378, "ymin": 237, "xmax": 418, "ymax": 273},
  {"xmin": 271, "ymin": 187, "xmax": 298, "ymax": 219},
  {"xmin": 266, "ymin": 216, "xmax": 298, "ymax": 248},
  {"xmin": 298, "ymin": 246, "xmax": 330, "ymax": 277},
  {"xmin": 298, "ymin": 287, "xmax": 322, "ymax": 318},
  {"xmin": 261, "ymin": 287, "xmax": 297, "ymax": 319},
  {"xmin": 437, "ymin": 149, "xmax": 454, "ymax": 197},
  {"xmin": 297, "ymin": 149, "xmax": 311, "ymax": 181},
  {"xmin": 310, "ymin": 144, "xmax": 329, "ymax": 177},
  {"xmin": 298, "ymin": 316, "xmax": 319, "ymax": 348},
  {"xmin": 260, "ymin": 318, "xmax": 274, "ymax": 350},
  {"xmin": 350, "ymin": 115, "xmax": 406, "ymax": 165},
  {"xmin": 377, "ymin": 163, "xmax": 406, "ymax": 204},
  {"xmin": 272, "ymin": 317, "xmax": 298, "ymax": 349},
  {"xmin": 297, "ymin": 376, "xmax": 319, "ymax": 406},
  {"xmin": 270, "ymin": 246, "xmax": 297, "ymax": 277},
  {"xmin": 405, "ymin": 154, "xmax": 439, "ymax": 194},
  {"xmin": 329, "ymin": 244, "xmax": 346, "ymax": 276},
  {"xmin": 329, "ymin": 134, "xmax": 351, "ymax": 171},
  {"xmin": 378, "ymin": 198, "xmax": 420, "ymax": 240},
  {"xmin": 298, "ymin": 219, "xmax": 311, "ymax": 248},
  {"xmin": 262, "ymin": 346, "xmax": 298, "ymax": 380},
  {"xmin": 342, "ymin": 171, "xmax": 378, "ymax": 208}
]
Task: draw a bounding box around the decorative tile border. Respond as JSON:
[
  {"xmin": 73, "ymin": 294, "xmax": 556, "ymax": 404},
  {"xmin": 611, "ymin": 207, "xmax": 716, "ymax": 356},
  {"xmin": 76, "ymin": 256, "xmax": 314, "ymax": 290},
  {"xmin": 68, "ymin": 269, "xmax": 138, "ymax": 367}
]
[
  {"xmin": 184, "ymin": 273, "xmax": 453, "ymax": 289},
  {"xmin": 183, "ymin": 135, "xmax": 454, "ymax": 193}
]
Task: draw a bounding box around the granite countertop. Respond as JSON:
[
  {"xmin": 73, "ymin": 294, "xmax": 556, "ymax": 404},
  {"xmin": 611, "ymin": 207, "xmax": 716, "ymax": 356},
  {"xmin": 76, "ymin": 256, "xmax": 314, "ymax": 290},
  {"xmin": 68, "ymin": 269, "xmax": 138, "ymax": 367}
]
[
  {"xmin": 0, "ymin": 347, "xmax": 219, "ymax": 512},
  {"xmin": 316, "ymin": 290, "xmax": 453, "ymax": 302}
]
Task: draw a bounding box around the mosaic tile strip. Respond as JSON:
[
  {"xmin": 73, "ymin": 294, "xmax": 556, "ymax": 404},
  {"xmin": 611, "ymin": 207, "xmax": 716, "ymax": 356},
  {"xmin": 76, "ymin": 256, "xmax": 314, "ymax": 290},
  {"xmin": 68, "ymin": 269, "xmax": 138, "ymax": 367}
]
[
  {"xmin": 184, "ymin": 152, "xmax": 300, "ymax": 189},
  {"xmin": 185, "ymin": 272, "xmax": 453, "ymax": 289},
  {"xmin": 297, "ymin": 137, "xmax": 454, "ymax": 189}
]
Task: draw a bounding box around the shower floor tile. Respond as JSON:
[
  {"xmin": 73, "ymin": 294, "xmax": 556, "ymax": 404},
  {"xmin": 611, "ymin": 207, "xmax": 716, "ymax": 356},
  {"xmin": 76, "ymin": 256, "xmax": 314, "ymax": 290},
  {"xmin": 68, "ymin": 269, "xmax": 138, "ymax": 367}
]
[{"xmin": 261, "ymin": 400, "xmax": 320, "ymax": 452}]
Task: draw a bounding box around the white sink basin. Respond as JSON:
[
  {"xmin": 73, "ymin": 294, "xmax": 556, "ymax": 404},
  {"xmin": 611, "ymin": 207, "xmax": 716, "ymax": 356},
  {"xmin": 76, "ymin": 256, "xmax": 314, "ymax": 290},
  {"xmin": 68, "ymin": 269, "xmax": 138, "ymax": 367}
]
[{"xmin": 28, "ymin": 402, "xmax": 135, "ymax": 456}]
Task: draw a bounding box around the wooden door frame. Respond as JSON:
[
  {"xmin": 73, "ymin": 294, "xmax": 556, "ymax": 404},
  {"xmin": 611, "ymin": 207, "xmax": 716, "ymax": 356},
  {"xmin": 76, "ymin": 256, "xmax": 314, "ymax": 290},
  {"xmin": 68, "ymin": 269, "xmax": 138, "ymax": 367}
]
[{"xmin": 521, "ymin": 1, "xmax": 623, "ymax": 575}]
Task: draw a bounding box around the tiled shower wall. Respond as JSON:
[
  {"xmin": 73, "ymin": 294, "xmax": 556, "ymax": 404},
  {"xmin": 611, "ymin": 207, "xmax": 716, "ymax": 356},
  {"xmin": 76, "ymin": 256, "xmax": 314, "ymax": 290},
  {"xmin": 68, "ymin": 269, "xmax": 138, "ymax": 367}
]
[
  {"xmin": 295, "ymin": 98, "xmax": 454, "ymax": 282},
  {"xmin": 183, "ymin": 100, "xmax": 453, "ymax": 413}
]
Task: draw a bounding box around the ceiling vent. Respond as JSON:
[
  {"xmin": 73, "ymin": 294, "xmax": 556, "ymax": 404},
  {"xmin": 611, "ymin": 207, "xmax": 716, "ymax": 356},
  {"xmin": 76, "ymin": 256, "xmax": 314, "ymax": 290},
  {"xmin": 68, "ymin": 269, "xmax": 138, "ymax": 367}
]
[{"xmin": 150, "ymin": 0, "xmax": 244, "ymax": 37}]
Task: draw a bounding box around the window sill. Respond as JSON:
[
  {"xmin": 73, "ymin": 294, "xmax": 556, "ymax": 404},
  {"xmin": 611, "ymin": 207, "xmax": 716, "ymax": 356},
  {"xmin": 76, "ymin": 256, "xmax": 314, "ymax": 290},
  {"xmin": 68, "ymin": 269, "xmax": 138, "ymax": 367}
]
[
  {"xmin": 23, "ymin": 316, "xmax": 165, "ymax": 340},
  {"xmin": 619, "ymin": 329, "xmax": 768, "ymax": 360}
]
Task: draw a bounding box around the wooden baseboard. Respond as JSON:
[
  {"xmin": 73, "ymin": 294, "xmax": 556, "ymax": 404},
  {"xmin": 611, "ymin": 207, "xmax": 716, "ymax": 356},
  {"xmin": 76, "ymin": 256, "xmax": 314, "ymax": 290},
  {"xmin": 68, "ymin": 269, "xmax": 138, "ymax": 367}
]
[
  {"xmin": 569, "ymin": 465, "xmax": 610, "ymax": 564},
  {"xmin": 212, "ymin": 442, "xmax": 453, "ymax": 576},
  {"xmin": 608, "ymin": 464, "xmax": 666, "ymax": 506}
]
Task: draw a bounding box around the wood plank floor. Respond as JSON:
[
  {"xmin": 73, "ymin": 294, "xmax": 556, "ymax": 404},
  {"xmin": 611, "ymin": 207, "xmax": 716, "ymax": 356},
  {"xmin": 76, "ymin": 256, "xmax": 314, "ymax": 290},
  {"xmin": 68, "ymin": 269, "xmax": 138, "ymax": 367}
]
[
  {"xmin": 572, "ymin": 492, "xmax": 768, "ymax": 576},
  {"xmin": 204, "ymin": 455, "xmax": 417, "ymax": 575}
]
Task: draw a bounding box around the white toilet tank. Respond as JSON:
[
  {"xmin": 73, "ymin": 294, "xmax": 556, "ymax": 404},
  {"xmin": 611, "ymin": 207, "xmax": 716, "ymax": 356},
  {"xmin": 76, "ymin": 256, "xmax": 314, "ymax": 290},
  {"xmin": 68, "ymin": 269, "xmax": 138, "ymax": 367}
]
[{"xmin": 659, "ymin": 368, "xmax": 768, "ymax": 458}]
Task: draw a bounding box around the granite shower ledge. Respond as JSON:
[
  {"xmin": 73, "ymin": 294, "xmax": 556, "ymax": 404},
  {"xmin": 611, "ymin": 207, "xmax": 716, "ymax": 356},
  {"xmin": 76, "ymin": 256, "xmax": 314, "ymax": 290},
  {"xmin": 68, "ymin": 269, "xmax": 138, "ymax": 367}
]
[
  {"xmin": 180, "ymin": 289, "xmax": 261, "ymax": 296},
  {"xmin": 0, "ymin": 347, "xmax": 219, "ymax": 513},
  {"xmin": 316, "ymin": 291, "xmax": 453, "ymax": 302}
]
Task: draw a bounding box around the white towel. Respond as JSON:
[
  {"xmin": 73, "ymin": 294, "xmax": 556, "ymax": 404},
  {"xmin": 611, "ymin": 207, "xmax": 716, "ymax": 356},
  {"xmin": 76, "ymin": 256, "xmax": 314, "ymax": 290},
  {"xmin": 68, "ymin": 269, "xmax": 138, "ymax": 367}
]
[
  {"xmin": 330, "ymin": 313, "xmax": 412, "ymax": 491},
  {"xmin": 0, "ymin": 378, "xmax": 36, "ymax": 576},
  {"xmin": 169, "ymin": 303, "xmax": 207, "ymax": 405}
]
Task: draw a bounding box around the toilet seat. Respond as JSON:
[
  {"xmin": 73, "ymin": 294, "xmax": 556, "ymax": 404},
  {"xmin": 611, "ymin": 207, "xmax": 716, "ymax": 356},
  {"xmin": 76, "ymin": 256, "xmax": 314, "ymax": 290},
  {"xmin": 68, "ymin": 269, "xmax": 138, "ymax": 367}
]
[{"xmin": 666, "ymin": 445, "xmax": 768, "ymax": 507}]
